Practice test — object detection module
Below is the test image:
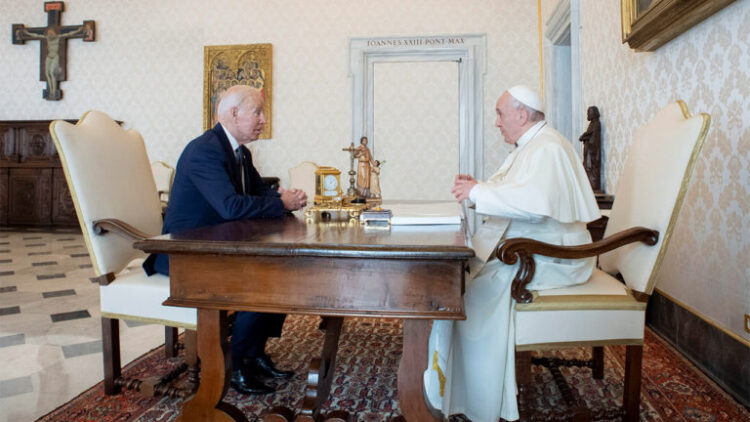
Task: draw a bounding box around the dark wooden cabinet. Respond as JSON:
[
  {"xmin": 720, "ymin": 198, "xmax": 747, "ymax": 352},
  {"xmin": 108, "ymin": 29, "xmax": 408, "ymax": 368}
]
[{"xmin": 0, "ymin": 120, "xmax": 78, "ymax": 226}]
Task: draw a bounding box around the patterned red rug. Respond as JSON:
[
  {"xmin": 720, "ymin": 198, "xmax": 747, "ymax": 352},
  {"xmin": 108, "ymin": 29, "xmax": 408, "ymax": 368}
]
[{"xmin": 38, "ymin": 316, "xmax": 749, "ymax": 422}]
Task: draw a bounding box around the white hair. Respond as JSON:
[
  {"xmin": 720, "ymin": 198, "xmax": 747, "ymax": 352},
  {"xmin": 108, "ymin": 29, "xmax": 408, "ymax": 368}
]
[
  {"xmin": 216, "ymin": 85, "xmax": 261, "ymax": 118},
  {"xmin": 509, "ymin": 96, "xmax": 545, "ymax": 122}
]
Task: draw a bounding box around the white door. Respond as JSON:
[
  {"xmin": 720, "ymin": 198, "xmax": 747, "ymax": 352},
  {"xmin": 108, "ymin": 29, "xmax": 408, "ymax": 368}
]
[{"xmin": 372, "ymin": 61, "xmax": 459, "ymax": 200}]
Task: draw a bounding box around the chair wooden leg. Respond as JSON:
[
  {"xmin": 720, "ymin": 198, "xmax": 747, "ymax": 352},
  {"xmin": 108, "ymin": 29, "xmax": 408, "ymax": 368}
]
[
  {"xmin": 102, "ymin": 317, "xmax": 122, "ymax": 395},
  {"xmin": 623, "ymin": 345, "xmax": 642, "ymax": 422},
  {"xmin": 515, "ymin": 350, "xmax": 532, "ymax": 391},
  {"xmin": 184, "ymin": 329, "xmax": 200, "ymax": 392},
  {"xmin": 592, "ymin": 346, "xmax": 604, "ymax": 379},
  {"xmin": 165, "ymin": 326, "xmax": 178, "ymax": 358}
]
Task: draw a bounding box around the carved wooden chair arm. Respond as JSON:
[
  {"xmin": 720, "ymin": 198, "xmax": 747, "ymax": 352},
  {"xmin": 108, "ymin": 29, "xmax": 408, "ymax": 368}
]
[
  {"xmin": 496, "ymin": 227, "xmax": 659, "ymax": 303},
  {"xmin": 89, "ymin": 219, "xmax": 153, "ymax": 286},
  {"xmin": 92, "ymin": 218, "xmax": 152, "ymax": 243}
]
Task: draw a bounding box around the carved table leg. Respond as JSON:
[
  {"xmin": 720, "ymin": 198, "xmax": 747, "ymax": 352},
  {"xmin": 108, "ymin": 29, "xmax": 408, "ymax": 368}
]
[
  {"xmin": 177, "ymin": 309, "xmax": 246, "ymax": 422},
  {"xmin": 302, "ymin": 316, "xmax": 345, "ymax": 418},
  {"xmin": 395, "ymin": 319, "xmax": 442, "ymax": 422},
  {"xmin": 263, "ymin": 317, "xmax": 347, "ymax": 422}
]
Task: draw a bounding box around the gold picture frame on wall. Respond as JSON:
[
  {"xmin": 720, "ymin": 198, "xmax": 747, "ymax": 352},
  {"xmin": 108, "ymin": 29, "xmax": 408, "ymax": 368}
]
[
  {"xmin": 621, "ymin": 0, "xmax": 736, "ymax": 52},
  {"xmin": 203, "ymin": 43, "xmax": 273, "ymax": 137}
]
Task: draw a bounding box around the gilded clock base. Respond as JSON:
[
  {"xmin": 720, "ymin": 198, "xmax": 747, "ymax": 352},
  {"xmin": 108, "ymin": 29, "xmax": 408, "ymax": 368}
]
[{"xmin": 305, "ymin": 202, "xmax": 368, "ymax": 223}]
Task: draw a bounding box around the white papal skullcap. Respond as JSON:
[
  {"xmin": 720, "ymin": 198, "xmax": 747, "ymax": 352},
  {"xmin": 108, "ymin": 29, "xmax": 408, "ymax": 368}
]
[{"xmin": 508, "ymin": 85, "xmax": 543, "ymax": 112}]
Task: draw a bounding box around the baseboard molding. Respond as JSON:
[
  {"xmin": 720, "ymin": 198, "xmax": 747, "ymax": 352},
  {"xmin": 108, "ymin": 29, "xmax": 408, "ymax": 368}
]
[{"xmin": 646, "ymin": 292, "xmax": 750, "ymax": 408}]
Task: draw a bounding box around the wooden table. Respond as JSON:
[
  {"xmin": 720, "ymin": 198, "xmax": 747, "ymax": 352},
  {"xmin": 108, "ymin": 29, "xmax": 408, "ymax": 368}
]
[{"xmin": 135, "ymin": 214, "xmax": 473, "ymax": 421}]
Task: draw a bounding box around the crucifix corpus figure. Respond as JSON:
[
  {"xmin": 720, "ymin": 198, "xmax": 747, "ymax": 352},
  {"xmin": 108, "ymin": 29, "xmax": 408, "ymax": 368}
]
[{"xmin": 12, "ymin": 1, "xmax": 96, "ymax": 101}]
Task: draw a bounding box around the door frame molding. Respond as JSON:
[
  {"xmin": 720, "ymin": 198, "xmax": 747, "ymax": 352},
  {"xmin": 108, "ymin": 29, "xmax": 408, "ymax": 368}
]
[{"xmin": 349, "ymin": 34, "xmax": 487, "ymax": 179}]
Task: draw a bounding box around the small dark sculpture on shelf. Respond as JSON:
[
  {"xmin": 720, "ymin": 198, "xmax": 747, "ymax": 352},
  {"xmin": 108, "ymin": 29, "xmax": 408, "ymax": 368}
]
[{"xmin": 579, "ymin": 106, "xmax": 602, "ymax": 193}]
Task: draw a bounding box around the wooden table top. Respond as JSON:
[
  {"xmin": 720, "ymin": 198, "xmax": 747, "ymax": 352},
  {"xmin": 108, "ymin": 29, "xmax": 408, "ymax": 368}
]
[{"xmin": 135, "ymin": 213, "xmax": 474, "ymax": 261}]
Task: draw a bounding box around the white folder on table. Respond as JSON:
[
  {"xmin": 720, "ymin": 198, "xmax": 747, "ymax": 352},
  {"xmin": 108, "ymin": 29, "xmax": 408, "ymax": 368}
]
[{"xmin": 386, "ymin": 201, "xmax": 462, "ymax": 225}]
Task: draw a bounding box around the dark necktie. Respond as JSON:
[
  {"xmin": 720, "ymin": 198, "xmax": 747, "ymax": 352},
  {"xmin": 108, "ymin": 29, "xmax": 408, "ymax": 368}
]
[{"xmin": 235, "ymin": 147, "xmax": 246, "ymax": 194}]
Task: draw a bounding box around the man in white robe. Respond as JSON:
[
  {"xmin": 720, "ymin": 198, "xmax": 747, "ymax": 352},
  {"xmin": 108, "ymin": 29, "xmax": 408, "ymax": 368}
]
[{"xmin": 424, "ymin": 85, "xmax": 600, "ymax": 421}]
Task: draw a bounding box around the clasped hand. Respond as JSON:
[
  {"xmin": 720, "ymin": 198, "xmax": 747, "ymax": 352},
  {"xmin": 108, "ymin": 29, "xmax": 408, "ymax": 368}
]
[
  {"xmin": 279, "ymin": 187, "xmax": 308, "ymax": 211},
  {"xmin": 451, "ymin": 174, "xmax": 478, "ymax": 202}
]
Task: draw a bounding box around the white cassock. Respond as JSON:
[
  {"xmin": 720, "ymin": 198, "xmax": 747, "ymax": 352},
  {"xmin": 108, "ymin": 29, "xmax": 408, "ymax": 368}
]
[{"xmin": 424, "ymin": 121, "xmax": 600, "ymax": 421}]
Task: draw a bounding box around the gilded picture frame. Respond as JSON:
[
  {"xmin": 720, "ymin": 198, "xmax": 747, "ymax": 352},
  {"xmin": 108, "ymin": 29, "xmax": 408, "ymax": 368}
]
[
  {"xmin": 203, "ymin": 43, "xmax": 273, "ymax": 137},
  {"xmin": 621, "ymin": 0, "xmax": 736, "ymax": 52}
]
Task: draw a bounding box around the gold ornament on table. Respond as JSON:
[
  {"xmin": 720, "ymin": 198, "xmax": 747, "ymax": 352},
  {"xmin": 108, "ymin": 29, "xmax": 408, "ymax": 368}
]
[
  {"xmin": 354, "ymin": 136, "xmax": 375, "ymax": 198},
  {"xmin": 304, "ymin": 138, "xmax": 385, "ymax": 223},
  {"xmin": 367, "ymin": 160, "xmax": 384, "ymax": 206},
  {"xmin": 305, "ymin": 166, "xmax": 367, "ymax": 222},
  {"xmin": 347, "ymin": 136, "xmax": 384, "ymax": 206},
  {"xmin": 313, "ymin": 166, "xmax": 342, "ymax": 205},
  {"xmin": 341, "ymin": 142, "xmax": 359, "ymax": 198}
]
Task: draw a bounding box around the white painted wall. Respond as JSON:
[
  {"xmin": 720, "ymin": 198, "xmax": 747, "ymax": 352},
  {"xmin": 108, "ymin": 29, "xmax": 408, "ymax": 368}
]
[{"xmin": 0, "ymin": 0, "xmax": 541, "ymax": 190}]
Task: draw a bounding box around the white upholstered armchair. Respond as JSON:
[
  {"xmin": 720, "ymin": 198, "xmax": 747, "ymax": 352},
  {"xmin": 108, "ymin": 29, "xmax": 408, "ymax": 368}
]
[
  {"xmin": 289, "ymin": 160, "xmax": 320, "ymax": 201},
  {"xmin": 497, "ymin": 101, "xmax": 709, "ymax": 421},
  {"xmin": 151, "ymin": 160, "xmax": 175, "ymax": 215},
  {"xmin": 49, "ymin": 111, "xmax": 197, "ymax": 398}
]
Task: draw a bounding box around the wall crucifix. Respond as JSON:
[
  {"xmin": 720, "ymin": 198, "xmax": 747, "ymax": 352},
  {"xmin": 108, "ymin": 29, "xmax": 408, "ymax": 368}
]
[{"xmin": 12, "ymin": 1, "xmax": 95, "ymax": 101}]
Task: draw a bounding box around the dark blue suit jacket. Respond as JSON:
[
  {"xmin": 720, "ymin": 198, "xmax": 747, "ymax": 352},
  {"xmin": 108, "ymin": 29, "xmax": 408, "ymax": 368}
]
[{"xmin": 144, "ymin": 123, "xmax": 284, "ymax": 275}]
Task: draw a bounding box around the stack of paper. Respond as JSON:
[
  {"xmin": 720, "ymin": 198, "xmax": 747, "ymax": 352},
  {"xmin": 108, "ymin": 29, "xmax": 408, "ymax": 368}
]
[{"xmin": 386, "ymin": 201, "xmax": 462, "ymax": 225}]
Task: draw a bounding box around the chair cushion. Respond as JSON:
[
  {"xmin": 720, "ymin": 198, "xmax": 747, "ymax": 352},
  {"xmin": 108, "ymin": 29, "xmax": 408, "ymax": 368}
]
[
  {"xmin": 100, "ymin": 264, "xmax": 196, "ymax": 329},
  {"xmin": 534, "ymin": 268, "xmax": 632, "ymax": 300},
  {"xmin": 515, "ymin": 269, "xmax": 646, "ymax": 349}
]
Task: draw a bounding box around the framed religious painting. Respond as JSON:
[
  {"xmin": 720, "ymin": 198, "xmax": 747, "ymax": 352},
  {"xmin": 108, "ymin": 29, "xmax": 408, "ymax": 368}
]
[
  {"xmin": 203, "ymin": 43, "xmax": 273, "ymax": 137},
  {"xmin": 621, "ymin": 0, "xmax": 736, "ymax": 51}
]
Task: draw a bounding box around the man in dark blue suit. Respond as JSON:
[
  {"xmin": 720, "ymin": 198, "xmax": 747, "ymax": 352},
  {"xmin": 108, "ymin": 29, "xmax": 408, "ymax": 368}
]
[{"xmin": 144, "ymin": 85, "xmax": 307, "ymax": 395}]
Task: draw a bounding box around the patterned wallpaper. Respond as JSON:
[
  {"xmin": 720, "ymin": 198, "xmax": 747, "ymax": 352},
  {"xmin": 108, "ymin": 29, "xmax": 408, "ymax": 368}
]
[
  {"xmin": 0, "ymin": 0, "xmax": 539, "ymax": 195},
  {"xmin": 580, "ymin": 0, "xmax": 749, "ymax": 342}
]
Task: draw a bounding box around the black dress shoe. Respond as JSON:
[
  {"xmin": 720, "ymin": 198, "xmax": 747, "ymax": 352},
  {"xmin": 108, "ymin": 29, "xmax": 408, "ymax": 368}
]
[
  {"xmin": 247, "ymin": 355, "xmax": 294, "ymax": 379},
  {"xmin": 230, "ymin": 369, "xmax": 275, "ymax": 395}
]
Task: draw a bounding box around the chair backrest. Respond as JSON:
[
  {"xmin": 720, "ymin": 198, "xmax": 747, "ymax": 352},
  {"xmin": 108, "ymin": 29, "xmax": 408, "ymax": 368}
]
[
  {"xmin": 50, "ymin": 111, "xmax": 163, "ymax": 277},
  {"xmin": 599, "ymin": 101, "xmax": 709, "ymax": 295},
  {"xmin": 151, "ymin": 160, "xmax": 175, "ymax": 202},
  {"xmin": 289, "ymin": 161, "xmax": 319, "ymax": 201}
]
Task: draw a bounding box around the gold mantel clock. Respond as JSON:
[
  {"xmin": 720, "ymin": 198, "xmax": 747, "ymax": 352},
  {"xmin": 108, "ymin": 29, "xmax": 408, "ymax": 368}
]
[{"xmin": 314, "ymin": 166, "xmax": 342, "ymax": 204}]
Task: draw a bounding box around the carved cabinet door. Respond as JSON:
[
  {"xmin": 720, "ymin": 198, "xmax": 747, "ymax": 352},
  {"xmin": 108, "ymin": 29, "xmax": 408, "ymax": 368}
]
[
  {"xmin": 8, "ymin": 168, "xmax": 52, "ymax": 225},
  {"xmin": 0, "ymin": 169, "xmax": 7, "ymax": 225},
  {"xmin": 52, "ymin": 168, "xmax": 78, "ymax": 225},
  {"xmin": 0, "ymin": 120, "xmax": 79, "ymax": 227}
]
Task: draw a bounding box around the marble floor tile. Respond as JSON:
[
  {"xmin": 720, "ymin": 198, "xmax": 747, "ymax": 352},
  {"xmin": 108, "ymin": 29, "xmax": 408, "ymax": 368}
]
[
  {"xmin": 0, "ymin": 334, "xmax": 24, "ymax": 348},
  {"xmin": 0, "ymin": 376, "xmax": 33, "ymax": 399},
  {"xmin": 31, "ymin": 261, "xmax": 57, "ymax": 267},
  {"xmin": 61, "ymin": 339, "xmax": 101, "ymax": 358},
  {"xmin": 0, "ymin": 306, "xmax": 20, "ymax": 316},
  {"xmin": 41, "ymin": 289, "xmax": 76, "ymax": 298},
  {"xmin": 50, "ymin": 309, "xmax": 91, "ymax": 322},
  {"xmin": 0, "ymin": 230, "xmax": 167, "ymax": 422}
]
